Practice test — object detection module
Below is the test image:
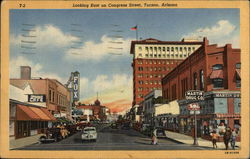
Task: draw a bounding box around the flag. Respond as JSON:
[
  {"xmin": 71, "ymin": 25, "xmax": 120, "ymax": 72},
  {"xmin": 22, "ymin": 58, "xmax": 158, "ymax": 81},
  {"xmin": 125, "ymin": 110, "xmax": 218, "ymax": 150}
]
[{"xmin": 131, "ymin": 26, "xmax": 137, "ymax": 31}]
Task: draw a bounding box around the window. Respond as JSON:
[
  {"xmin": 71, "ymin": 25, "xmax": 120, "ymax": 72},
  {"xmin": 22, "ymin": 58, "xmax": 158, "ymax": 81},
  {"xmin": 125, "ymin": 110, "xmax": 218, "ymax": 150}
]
[
  {"xmin": 200, "ymin": 70, "xmax": 204, "ymax": 90},
  {"xmin": 52, "ymin": 91, "xmax": 55, "ymax": 102},
  {"xmin": 145, "ymin": 54, "xmax": 148, "ymax": 57},
  {"xmin": 188, "ymin": 47, "xmax": 191, "ymax": 51},
  {"xmin": 193, "ymin": 72, "xmax": 198, "ymax": 90},
  {"xmin": 145, "ymin": 47, "xmax": 149, "ymax": 53},
  {"xmin": 212, "ymin": 64, "xmax": 223, "ymax": 70},
  {"xmin": 192, "ymin": 47, "xmax": 195, "ymax": 50},
  {"xmin": 236, "ymin": 63, "xmax": 241, "ymax": 69},
  {"xmin": 138, "ymin": 47, "xmax": 142, "ymax": 51},
  {"xmin": 213, "ymin": 78, "xmax": 223, "ymax": 88},
  {"xmin": 180, "ymin": 47, "xmax": 183, "ymax": 52},
  {"xmin": 167, "ymin": 47, "xmax": 170, "ymax": 51},
  {"xmin": 236, "ymin": 72, "xmax": 241, "ymax": 88},
  {"xmin": 49, "ymin": 90, "xmax": 52, "ymax": 102},
  {"xmin": 171, "ymin": 47, "xmax": 174, "ymax": 51},
  {"xmin": 138, "ymin": 67, "xmax": 143, "ymax": 71},
  {"xmin": 163, "ymin": 47, "xmax": 166, "ymax": 51}
]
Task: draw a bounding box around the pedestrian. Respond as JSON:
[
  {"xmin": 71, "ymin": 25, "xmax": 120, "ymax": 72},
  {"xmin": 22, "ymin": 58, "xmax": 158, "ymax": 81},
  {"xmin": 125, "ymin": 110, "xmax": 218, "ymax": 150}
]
[
  {"xmin": 210, "ymin": 130, "xmax": 219, "ymax": 149},
  {"xmin": 230, "ymin": 128, "xmax": 237, "ymax": 149},
  {"xmin": 223, "ymin": 127, "xmax": 232, "ymax": 150},
  {"xmin": 151, "ymin": 129, "xmax": 158, "ymax": 145}
]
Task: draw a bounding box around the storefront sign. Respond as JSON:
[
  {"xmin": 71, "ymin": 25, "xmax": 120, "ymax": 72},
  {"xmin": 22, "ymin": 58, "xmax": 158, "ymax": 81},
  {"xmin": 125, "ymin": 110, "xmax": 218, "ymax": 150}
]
[
  {"xmin": 213, "ymin": 93, "xmax": 241, "ymax": 98},
  {"xmin": 187, "ymin": 103, "xmax": 200, "ymax": 111},
  {"xmin": 28, "ymin": 94, "xmax": 46, "ymax": 102},
  {"xmin": 185, "ymin": 90, "xmax": 204, "ymax": 100}
]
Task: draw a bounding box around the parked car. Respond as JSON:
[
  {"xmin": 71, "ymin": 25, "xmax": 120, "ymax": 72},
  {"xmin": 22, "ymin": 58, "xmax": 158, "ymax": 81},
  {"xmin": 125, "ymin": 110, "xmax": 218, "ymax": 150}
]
[
  {"xmin": 155, "ymin": 128, "xmax": 167, "ymax": 138},
  {"xmin": 81, "ymin": 127, "xmax": 97, "ymax": 142},
  {"xmin": 39, "ymin": 128, "xmax": 63, "ymax": 143},
  {"xmin": 110, "ymin": 123, "xmax": 118, "ymax": 129}
]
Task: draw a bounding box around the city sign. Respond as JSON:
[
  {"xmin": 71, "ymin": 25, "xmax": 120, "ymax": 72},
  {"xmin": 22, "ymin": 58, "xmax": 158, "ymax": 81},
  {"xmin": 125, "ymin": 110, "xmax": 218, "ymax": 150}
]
[
  {"xmin": 28, "ymin": 94, "xmax": 46, "ymax": 102},
  {"xmin": 185, "ymin": 90, "xmax": 204, "ymax": 100}
]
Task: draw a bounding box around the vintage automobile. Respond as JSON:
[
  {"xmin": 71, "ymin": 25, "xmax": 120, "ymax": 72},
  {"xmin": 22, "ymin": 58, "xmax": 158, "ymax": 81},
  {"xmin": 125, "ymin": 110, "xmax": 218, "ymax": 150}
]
[
  {"xmin": 81, "ymin": 127, "xmax": 97, "ymax": 142},
  {"xmin": 39, "ymin": 127, "xmax": 63, "ymax": 143},
  {"xmin": 155, "ymin": 128, "xmax": 167, "ymax": 138}
]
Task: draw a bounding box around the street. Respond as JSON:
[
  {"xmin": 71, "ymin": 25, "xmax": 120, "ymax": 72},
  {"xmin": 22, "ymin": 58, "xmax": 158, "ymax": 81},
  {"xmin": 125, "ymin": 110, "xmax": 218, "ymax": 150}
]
[{"xmin": 17, "ymin": 124, "xmax": 212, "ymax": 150}]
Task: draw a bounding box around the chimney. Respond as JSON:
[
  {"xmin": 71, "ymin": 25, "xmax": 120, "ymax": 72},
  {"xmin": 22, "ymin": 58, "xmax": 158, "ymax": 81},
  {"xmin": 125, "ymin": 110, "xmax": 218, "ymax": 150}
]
[{"xmin": 20, "ymin": 66, "xmax": 31, "ymax": 80}]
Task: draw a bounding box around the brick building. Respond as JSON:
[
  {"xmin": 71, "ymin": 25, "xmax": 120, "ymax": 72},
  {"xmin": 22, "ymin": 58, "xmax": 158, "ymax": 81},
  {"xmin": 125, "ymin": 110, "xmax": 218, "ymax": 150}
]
[
  {"xmin": 10, "ymin": 66, "xmax": 71, "ymax": 119},
  {"xmin": 130, "ymin": 38, "xmax": 203, "ymax": 106},
  {"xmin": 162, "ymin": 38, "xmax": 241, "ymax": 138}
]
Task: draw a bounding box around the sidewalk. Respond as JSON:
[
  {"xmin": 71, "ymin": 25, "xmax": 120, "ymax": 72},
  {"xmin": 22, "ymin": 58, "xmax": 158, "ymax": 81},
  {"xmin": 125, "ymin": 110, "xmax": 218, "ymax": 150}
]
[
  {"xmin": 10, "ymin": 134, "xmax": 45, "ymax": 150},
  {"xmin": 165, "ymin": 130, "xmax": 241, "ymax": 150}
]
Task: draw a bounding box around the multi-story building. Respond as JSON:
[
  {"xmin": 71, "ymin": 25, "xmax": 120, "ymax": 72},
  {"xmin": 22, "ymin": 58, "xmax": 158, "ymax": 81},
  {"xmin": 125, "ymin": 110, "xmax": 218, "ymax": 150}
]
[
  {"xmin": 162, "ymin": 38, "xmax": 241, "ymax": 138},
  {"xmin": 143, "ymin": 89, "xmax": 162, "ymax": 125},
  {"xmin": 10, "ymin": 66, "xmax": 71, "ymax": 119},
  {"xmin": 130, "ymin": 38, "xmax": 203, "ymax": 106}
]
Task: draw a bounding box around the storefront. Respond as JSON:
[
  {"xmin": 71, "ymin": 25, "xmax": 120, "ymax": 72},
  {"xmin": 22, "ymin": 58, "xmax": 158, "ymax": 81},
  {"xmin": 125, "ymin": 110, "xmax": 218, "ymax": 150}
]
[{"xmin": 10, "ymin": 100, "xmax": 56, "ymax": 139}]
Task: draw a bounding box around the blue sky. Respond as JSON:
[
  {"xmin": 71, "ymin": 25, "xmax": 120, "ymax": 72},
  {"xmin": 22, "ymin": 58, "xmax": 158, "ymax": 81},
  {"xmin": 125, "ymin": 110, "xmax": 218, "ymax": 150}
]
[{"xmin": 9, "ymin": 9, "xmax": 239, "ymax": 112}]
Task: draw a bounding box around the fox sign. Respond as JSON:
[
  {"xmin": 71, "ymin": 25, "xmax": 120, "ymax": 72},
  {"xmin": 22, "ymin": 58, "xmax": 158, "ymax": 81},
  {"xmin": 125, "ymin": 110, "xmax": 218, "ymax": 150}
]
[{"xmin": 72, "ymin": 72, "xmax": 80, "ymax": 101}]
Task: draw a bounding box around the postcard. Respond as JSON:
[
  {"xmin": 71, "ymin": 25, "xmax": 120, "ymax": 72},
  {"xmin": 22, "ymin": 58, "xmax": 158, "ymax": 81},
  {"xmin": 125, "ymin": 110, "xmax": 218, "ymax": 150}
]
[{"xmin": 1, "ymin": 0, "xmax": 249, "ymax": 158}]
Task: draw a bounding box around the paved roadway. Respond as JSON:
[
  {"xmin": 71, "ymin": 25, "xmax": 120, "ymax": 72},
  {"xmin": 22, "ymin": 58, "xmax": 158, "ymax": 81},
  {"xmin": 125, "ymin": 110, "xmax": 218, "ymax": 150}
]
[{"xmin": 18, "ymin": 124, "xmax": 212, "ymax": 150}]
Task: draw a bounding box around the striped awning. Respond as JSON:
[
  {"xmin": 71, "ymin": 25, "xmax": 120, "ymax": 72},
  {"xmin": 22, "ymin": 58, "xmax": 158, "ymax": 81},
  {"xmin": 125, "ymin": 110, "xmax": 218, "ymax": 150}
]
[
  {"xmin": 236, "ymin": 69, "xmax": 241, "ymax": 79},
  {"xmin": 210, "ymin": 70, "xmax": 223, "ymax": 79},
  {"xmin": 16, "ymin": 104, "xmax": 56, "ymax": 121}
]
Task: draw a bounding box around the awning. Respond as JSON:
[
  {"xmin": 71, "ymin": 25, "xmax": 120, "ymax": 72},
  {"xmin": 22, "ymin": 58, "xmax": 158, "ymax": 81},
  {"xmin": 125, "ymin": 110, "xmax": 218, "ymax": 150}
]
[
  {"xmin": 17, "ymin": 105, "xmax": 41, "ymax": 121},
  {"xmin": 40, "ymin": 108, "xmax": 57, "ymax": 121},
  {"xmin": 16, "ymin": 104, "xmax": 56, "ymax": 121},
  {"xmin": 210, "ymin": 70, "xmax": 223, "ymax": 79},
  {"xmin": 236, "ymin": 69, "xmax": 241, "ymax": 79},
  {"xmin": 215, "ymin": 113, "xmax": 241, "ymax": 118}
]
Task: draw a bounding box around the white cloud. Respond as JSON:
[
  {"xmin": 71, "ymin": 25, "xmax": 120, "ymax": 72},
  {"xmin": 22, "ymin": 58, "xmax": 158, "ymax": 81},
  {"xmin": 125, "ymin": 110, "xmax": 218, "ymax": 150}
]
[
  {"xmin": 65, "ymin": 35, "xmax": 133, "ymax": 61},
  {"xmin": 92, "ymin": 74, "xmax": 132, "ymax": 93},
  {"xmin": 183, "ymin": 20, "xmax": 239, "ymax": 47},
  {"xmin": 10, "ymin": 24, "xmax": 79, "ymax": 48},
  {"xmin": 10, "ymin": 56, "xmax": 65, "ymax": 82},
  {"xmin": 79, "ymin": 77, "xmax": 89, "ymax": 99}
]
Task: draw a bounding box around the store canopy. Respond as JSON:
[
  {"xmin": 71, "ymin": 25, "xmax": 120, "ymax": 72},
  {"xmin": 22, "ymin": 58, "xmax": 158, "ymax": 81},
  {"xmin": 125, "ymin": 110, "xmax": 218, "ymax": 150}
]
[
  {"xmin": 17, "ymin": 104, "xmax": 41, "ymax": 121},
  {"xmin": 210, "ymin": 70, "xmax": 223, "ymax": 79},
  {"xmin": 16, "ymin": 104, "xmax": 56, "ymax": 121},
  {"xmin": 29, "ymin": 107, "xmax": 51, "ymax": 121},
  {"xmin": 236, "ymin": 69, "xmax": 241, "ymax": 79},
  {"xmin": 40, "ymin": 108, "xmax": 57, "ymax": 121}
]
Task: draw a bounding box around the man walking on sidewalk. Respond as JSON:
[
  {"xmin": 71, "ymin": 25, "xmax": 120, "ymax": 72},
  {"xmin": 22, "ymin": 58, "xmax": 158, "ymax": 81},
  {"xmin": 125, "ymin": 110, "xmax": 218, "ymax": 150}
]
[
  {"xmin": 223, "ymin": 127, "xmax": 232, "ymax": 150},
  {"xmin": 230, "ymin": 128, "xmax": 237, "ymax": 149}
]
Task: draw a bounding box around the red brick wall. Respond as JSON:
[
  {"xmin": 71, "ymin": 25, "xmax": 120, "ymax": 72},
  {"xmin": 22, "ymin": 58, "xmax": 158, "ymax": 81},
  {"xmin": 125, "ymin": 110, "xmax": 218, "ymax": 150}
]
[
  {"xmin": 162, "ymin": 39, "xmax": 241, "ymax": 101},
  {"xmin": 133, "ymin": 58, "xmax": 182, "ymax": 105}
]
